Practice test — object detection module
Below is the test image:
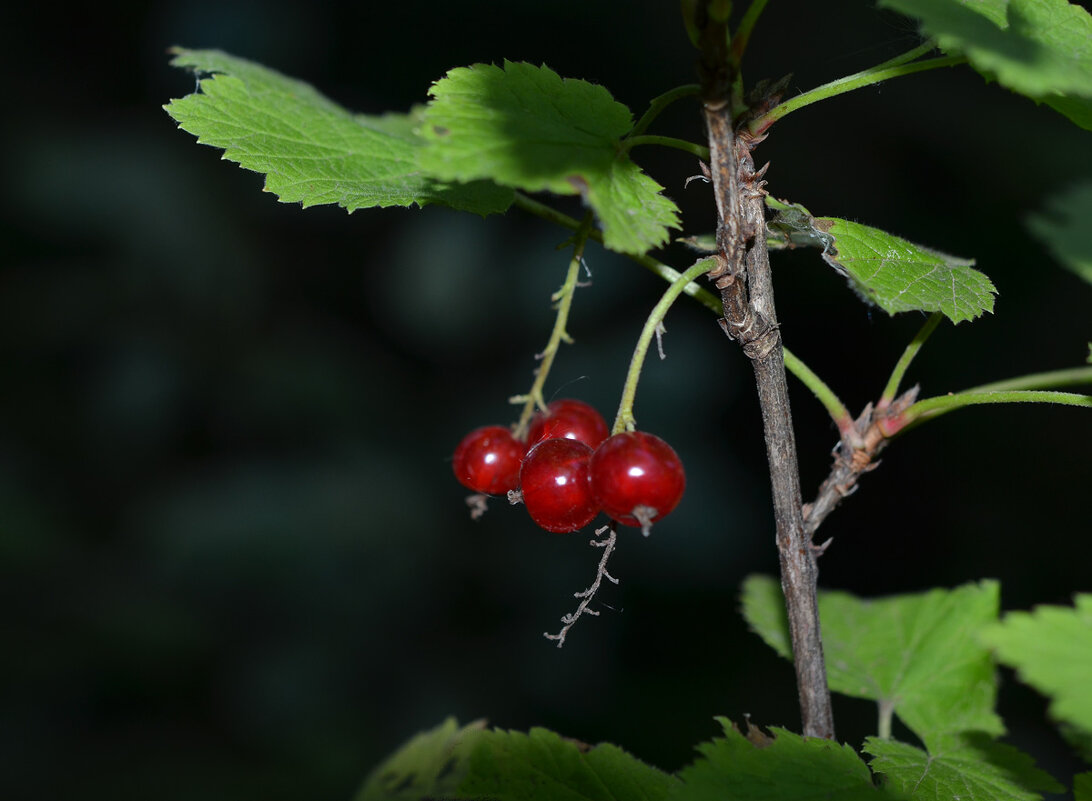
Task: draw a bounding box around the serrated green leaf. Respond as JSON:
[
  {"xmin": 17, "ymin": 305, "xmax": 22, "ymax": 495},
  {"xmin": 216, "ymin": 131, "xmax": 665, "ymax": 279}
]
[
  {"xmin": 458, "ymin": 726, "xmax": 677, "ymax": 801},
  {"xmin": 1075, "ymin": 771, "xmax": 1092, "ymax": 801},
  {"xmin": 164, "ymin": 49, "xmax": 513, "ymax": 216},
  {"xmin": 765, "ymin": 198, "xmax": 996, "ymax": 323},
  {"xmin": 866, "ymin": 732, "xmax": 1062, "ymax": 801},
  {"xmin": 352, "ymin": 717, "xmax": 485, "ymax": 801},
  {"xmin": 1027, "ymin": 183, "xmax": 1092, "ymax": 286},
  {"xmin": 419, "ymin": 61, "xmax": 681, "ymax": 254},
  {"xmin": 672, "ymin": 718, "xmax": 907, "ymax": 801},
  {"xmin": 741, "ymin": 576, "xmax": 1003, "ymax": 750},
  {"xmin": 879, "ymin": 0, "xmax": 1092, "ymax": 130},
  {"xmin": 980, "ymin": 594, "xmax": 1092, "ymax": 734}
]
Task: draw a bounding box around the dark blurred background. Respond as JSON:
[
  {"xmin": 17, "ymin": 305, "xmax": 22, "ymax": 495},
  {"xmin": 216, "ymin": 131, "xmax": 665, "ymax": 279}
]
[{"xmin": 3, "ymin": 1, "xmax": 1090, "ymax": 799}]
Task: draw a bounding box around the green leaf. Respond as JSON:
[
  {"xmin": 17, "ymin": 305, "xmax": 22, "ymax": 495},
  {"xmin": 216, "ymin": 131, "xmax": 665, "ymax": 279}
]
[
  {"xmin": 1075, "ymin": 772, "xmax": 1092, "ymax": 801},
  {"xmin": 741, "ymin": 576, "xmax": 1003, "ymax": 750},
  {"xmin": 1027, "ymin": 182, "xmax": 1092, "ymax": 286},
  {"xmin": 765, "ymin": 198, "xmax": 996, "ymax": 324},
  {"xmin": 673, "ymin": 719, "xmax": 906, "ymax": 800},
  {"xmin": 866, "ymin": 732, "xmax": 1062, "ymax": 801},
  {"xmin": 164, "ymin": 48, "xmax": 513, "ymax": 216},
  {"xmin": 352, "ymin": 717, "xmax": 485, "ymax": 801},
  {"xmin": 458, "ymin": 726, "xmax": 678, "ymax": 801},
  {"xmin": 980, "ymin": 593, "xmax": 1092, "ymax": 733},
  {"xmin": 878, "ymin": 0, "xmax": 1092, "ymax": 130},
  {"xmin": 419, "ymin": 61, "xmax": 681, "ymax": 254}
]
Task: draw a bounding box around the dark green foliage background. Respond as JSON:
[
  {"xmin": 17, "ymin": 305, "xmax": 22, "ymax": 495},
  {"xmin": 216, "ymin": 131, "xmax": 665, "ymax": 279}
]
[{"xmin": 3, "ymin": 1, "xmax": 1089, "ymax": 799}]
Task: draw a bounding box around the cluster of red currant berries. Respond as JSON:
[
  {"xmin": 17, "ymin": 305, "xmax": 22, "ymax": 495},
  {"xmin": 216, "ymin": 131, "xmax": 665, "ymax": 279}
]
[{"xmin": 453, "ymin": 399, "xmax": 685, "ymax": 534}]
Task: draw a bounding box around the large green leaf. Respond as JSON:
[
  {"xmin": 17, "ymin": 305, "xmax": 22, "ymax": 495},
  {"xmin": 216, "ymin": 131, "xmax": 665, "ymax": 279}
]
[
  {"xmin": 765, "ymin": 198, "xmax": 996, "ymax": 324},
  {"xmin": 741, "ymin": 576, "xmax": 1003, "ymax": 750},
  {"xmin": 866, "ymin": 733, "xmax": 1062, "ymax": 801},
  {"xmin": 672, "ymin": 719, "xmax": 907, "ymax": 800},
  {"xmin": 457, "ymin": 726, "xmax": 678, "ymax": 801},
  {"xmin": 419, "ymin": 61, "xmax": 681, "ymax": 254},
  {"xmin": 1027, "ymin": 183, "xmax": 1092, "ymax": 286},
  {"xmin": 165, "ymin": 49, "xmax": 512, "ymax": 216},
  {"xmin": 980, "ymin": 593, "xmax": 1092, "ymax": 733},
  {"xmin": 879, "ymin": 0, "xmax": 1092, "ymax": 129},
  {"xmin": 352, "ymin": 718, "xmax": 485, "ymax": 801}
]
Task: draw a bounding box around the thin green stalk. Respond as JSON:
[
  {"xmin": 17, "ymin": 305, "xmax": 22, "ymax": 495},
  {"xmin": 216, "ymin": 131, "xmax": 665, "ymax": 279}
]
[
  {"xmin": 511, "ymin": 214, "xmax": 594, "ymax": 438},
  {"xmin": 784, "ymin": 346, "xmax": 855, "ymax": 437},
  {"xmin": 511, "ymin": 192, "xmax": 843, "ymax": 426},
  {"xmin": 730, "ymin": 0, "xmax": 769, "ymax": 67},
  {"xmin": 511, "ymin": 193, "xmax": 722, "ymax": 313},
  {"xmin": 896, "ymin": 390, "xmax": 1092, "ymax": 432},
  {"xmin": 879, "ymin": 312, "xmax": 943, "ymax": 408},
  {"xmin": 628, "ymin": 84, "xmax": 700, "ymax": 138},
  {"xmin": 962, "ymin": 366, "xmax": 1092, "ymax": 394},
  {"xmin": 612, "ymin": 258, "xmax": 716, "ymax": 434},
  {"xmin": 750, "ymin": 50, "xmax": 966, "ymax": 133},
  {"xmin": 621, "ymin": 134, "xmax": 709, "ymax": 161}
]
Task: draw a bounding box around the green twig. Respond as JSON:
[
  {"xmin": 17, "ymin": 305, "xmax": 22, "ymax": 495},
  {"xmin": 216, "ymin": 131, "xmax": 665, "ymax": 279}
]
[
  {"xmin": 511, "ymin": 193, "xmax": 843, "ymax": 425},
  {"xmin": 961, "ymin": 366, "xmax": 1092, "ymax": 394},
  {"xmin": 612, "ymin": 258, "xmax": 716, "ymax": 434},
  {"xmin": 510, "ymin": 214, "xmax": 594, "ymax": 438},
  {"xmin": 750, "ymin": 48, "xmax": 966, "ymax": 133},
  {"xmin": 878, "ymin": 312, "xmax": 943, "ymax": 409},
  {"xmin": 783, "ymin": 347, "xmax": 854, "ymax": 437},
  {"xmin": 730, "ymin": 0, "xmax": 769, "ymax": 67},
  {"xmin": 893, "ymin": 390, "xmax": 1092, "ymax": 434},
  {"xmin": 621, "ymin": 134, "xmax": 709, "ymax": 161},
  {"xmin": 628, "ymin": 84, "xmax": 701, "ymax": 138}
]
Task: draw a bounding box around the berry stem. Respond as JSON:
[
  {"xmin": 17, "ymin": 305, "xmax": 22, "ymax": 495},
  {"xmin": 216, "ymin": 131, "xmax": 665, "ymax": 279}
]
[
  {"xmin": 512, "ymin": 213, "xmax": 595, "ymax": 439},
  {"xmin": 544, "ymin": 524, "xmax": 620, "ymax": 647},
  {"xmin": 611, "ymin": 257, "xmax": 716, "ymax": 435},
  {"xmin": 878, "ymin": 312, "xmax": 943, "ymax": 410}
]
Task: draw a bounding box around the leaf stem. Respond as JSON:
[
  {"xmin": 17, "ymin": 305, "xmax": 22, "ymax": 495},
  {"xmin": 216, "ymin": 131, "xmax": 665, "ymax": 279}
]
[
  {"xmin": 511, "ymin": 214, "xmax": 594, "ymax": 438},
  {"xmin": 730, "ymin": 0, "xmax": 769, "ymax": 67},
  {"xmin": 896, "ymin": 389, "xmax": 1092, "ymax": 432},
  {"xmin": 961, "ymin": 366, "xmax": 1092, "ymax": 394},
  {"xmin": 611, "ymin": 257, "xmax": 716, "ymax": 434},
  {"xmin": 512, "ymin": 190, "xmax": 853, "ymax": 441},
  {"xmin": 878, "ymin": 312, "xmax": 943, "ymax": 409},
  {"xmin": 621, "ymin": 134, "xmax": 710, "ymax": 160},
  {"xmin": 783, "ymin": 347, "xmax": 855, "ymax": 437},
  {"xmin": 750, "ymin": 49, "xmax": 966, "ymax": 133},
  {"xmin": 627, "ymin": 84, "xmax": 701, "ymax": 138}
]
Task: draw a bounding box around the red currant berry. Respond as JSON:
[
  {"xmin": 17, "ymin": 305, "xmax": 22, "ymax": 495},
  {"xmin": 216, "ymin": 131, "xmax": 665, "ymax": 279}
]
[
  {"xmin": 589, "ymin": 431, "xmax": 685, "ymax": 531},
  {"xmin": 519, "ymin": 439, "xmax": 599, "ymax": 533},
  {"xmin": 527, "ymin": 399, "xmax": 610, "ymax": 450},
  {"xmin": 452, "ymin": 425, "xmax": 524, "ymax": 495}
]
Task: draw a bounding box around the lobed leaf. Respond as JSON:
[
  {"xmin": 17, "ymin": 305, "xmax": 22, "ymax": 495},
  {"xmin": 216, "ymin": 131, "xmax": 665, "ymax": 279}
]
[
  {"xmin": 1026, "ymin": 182, "xmax": 1092, "ymax": 286},
  {"xmin": 419, "ymin": 61, "xmax": 681, "ymax": 254},
  {"xmin": 766, "ymin": 198, "xmax": 996, "ymax": 324},
  {"xmin": 164, "ymin": 48, "xmax": 513, "ymax": 216},
  {"xmin": 672, "ymin": 719, "xmax": 907, "ymax": 800},
  {"xmin": 457, "ymin": 726, "xmax": 678, "ymax": 801},
  {"xmin": 352, "ymin": 717, "xmax": 485, "ymax": 801},
  {"xmin": 866, "ymin": 732, "xmax": 1062, "ymax": 801},
  {"xmin": 741, "ymin": 576, "xmax": 1003, "ymax": 750},
  {"xmin": 879, "ymin": 0, "xmax": 1092, "ymax": 130},
  {"xmin": 980, "ymin": 593, "xmax": 1092, "ymax": 734}
]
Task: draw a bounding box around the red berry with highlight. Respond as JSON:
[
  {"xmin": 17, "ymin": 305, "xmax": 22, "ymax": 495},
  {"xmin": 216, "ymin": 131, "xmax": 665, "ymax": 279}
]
[
  {"xmin": 519, "ymin": 439, "xmax": 599, "ymax": 533},
  {"xmin": 452, "ymin": 425, "xmax": 524, "ymax": 495},
  {"xmin": 590, "ymin": 431, "xmax": 685, "ymax": 529},
  {"xmin": 526, "ymin": 399, "xmax": 610, "ymax": 450}
]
